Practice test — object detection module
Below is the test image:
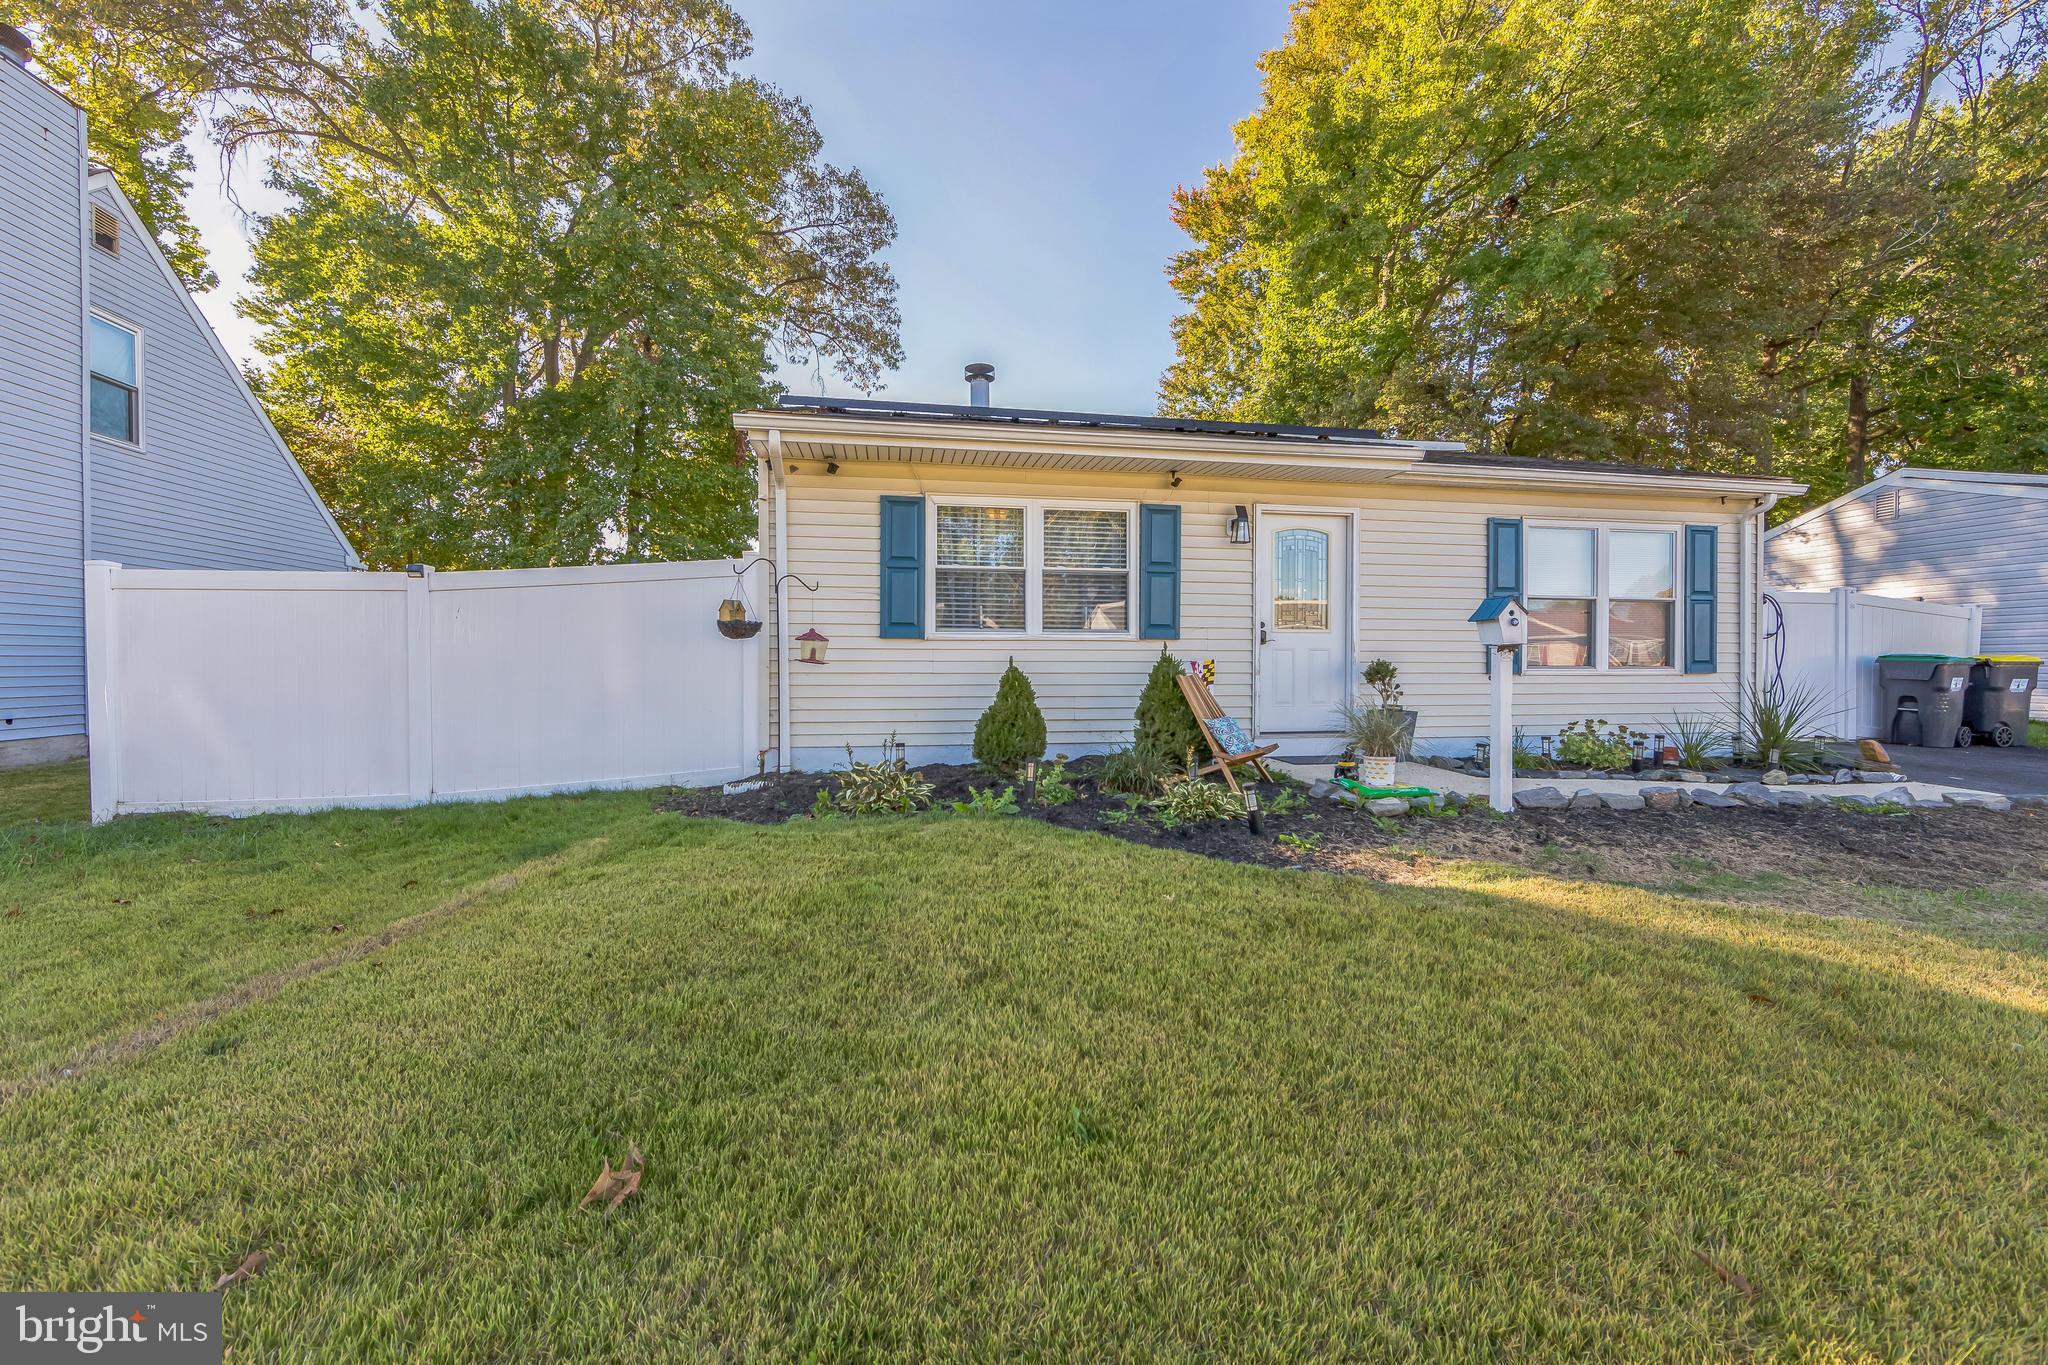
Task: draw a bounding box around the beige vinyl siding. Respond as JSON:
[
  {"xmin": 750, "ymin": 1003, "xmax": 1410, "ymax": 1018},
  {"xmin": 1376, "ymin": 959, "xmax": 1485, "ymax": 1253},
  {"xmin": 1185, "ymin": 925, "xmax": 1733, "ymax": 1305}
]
[{"xmin": 773, "ymin": 461, "xmax": 1751, "ymax": 765}]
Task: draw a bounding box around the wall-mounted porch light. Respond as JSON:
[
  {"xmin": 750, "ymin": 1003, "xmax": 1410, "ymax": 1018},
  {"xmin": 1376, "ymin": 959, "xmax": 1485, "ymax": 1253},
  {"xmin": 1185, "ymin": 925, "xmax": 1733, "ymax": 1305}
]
[{"xmin": 1228, "ymin": 506, "xmax": 1251, "ymax": 544}]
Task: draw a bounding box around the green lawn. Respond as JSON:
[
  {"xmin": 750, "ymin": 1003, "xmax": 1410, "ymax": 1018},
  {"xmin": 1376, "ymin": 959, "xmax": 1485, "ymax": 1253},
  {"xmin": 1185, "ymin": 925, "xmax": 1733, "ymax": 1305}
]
[
  {"xmin": 0, "ymin": 758, "xmax": 86, "ymax": 826},
  {"xmin": 2, "ymin": 788, "xmax": 2045, "ymax": 1359},
  {"xmin": 2033, "ymin": 717, "xmax": 2048, "ymax": 748}
]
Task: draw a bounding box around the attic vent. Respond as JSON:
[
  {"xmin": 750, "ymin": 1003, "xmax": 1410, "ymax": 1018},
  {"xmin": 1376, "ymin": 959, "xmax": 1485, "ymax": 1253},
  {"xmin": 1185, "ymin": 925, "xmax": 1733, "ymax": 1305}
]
[
  {"xmin": 92, "ymin": 205, "xmax": 119, "ymax": 255},
  {"xmin": 1874, "ymin": 486, "xmax": 1901, "ymax": 522}
]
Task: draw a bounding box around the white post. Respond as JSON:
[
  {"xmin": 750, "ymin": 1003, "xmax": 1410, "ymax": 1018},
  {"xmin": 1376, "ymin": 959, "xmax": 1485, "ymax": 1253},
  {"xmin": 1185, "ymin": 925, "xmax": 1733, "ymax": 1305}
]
[
  {"xmin": 1490, "ymin": 647, "xmax": 1515, "ymax": 813},
  {"xmin": 405, "ymin": 566, "xmax": 435, "ymax": 803},
  {"xmin": 83, "ymin": 560, "xmax": 122, "ymax": 824}
]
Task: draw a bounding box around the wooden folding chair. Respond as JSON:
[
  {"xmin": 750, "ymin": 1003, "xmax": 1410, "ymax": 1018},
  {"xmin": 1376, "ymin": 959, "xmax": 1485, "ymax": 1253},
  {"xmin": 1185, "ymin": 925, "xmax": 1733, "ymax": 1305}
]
[{"xmin": 1174, "ymin": 672, "xmax": 1280, "ymax": 795}]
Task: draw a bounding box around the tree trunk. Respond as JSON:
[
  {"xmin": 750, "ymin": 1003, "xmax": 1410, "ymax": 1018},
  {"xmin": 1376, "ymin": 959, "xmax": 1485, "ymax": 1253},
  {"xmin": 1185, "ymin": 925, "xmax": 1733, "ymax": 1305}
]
[{"xmin": 1845, "ymin": 370, "xmax": 1870, "ymax": 488}]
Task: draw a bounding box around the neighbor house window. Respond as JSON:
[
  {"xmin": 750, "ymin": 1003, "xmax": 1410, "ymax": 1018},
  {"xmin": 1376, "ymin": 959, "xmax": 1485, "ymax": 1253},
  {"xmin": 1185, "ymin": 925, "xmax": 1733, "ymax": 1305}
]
[
  {"xmin": 90, "ymin": 315, "xmax": 139, "ymax": 444},
  {"xmin": 1526, "ymin": 525, "xmax": 1677, "ymax": 669},
  {"xmin": 932, "ymin": 500, "xmax": 1133, "ymax": 635}
]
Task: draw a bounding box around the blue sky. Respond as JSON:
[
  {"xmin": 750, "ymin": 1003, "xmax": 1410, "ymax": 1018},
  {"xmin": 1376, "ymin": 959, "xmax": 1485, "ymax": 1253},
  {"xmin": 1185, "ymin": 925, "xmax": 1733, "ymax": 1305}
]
[{"xmin": 186, "ymin": 0, "xmax": 1290, "ymax": 416}]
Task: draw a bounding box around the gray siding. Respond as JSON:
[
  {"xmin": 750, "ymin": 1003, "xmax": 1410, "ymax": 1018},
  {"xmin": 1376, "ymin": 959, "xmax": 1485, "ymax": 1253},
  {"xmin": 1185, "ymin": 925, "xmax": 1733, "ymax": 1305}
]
[
  {"xmin": 0, "ymin": 61, "xmax": 87, "ymax": 745},
  {"xmin": 1767, "ymin": 476, "xmax": 2048, "ymax": 713},
  {"xmin": 86, "ymin": 183, "xmax": 355, "ymax": 571}
]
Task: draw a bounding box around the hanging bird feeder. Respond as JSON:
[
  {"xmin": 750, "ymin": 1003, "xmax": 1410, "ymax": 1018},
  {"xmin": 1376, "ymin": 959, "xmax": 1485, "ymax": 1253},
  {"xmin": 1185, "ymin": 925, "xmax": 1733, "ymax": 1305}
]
[
  {"xmin": 795, "ymin": 628, "xmax": 831, "ymax": 666},
  {"xmin": 721, "ymin": 558, "xmax": 819, "ymax": 643}
]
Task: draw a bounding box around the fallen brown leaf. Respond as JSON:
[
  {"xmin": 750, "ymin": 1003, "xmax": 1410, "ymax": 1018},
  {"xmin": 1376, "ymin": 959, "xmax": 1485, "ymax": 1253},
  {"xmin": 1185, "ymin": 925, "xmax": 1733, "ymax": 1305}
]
[
  {"xmin": 213, "ymin": 1250, "xmax": 267, "ymax": 1291},
  {"xmin": 112, "ymin": 898, "xmax": 132, "ymax": 906},
  {"xmin": 580, "ymin": 1142, "xmax": 645, "ymax": 1210},
  {"xmin": 1746, "ymin": 993, "xmax": 1776, "ymax": 1007},
  {"xmin": 1693, "ymin": 1249, "xmax": 1755, "ymax": 1300}
]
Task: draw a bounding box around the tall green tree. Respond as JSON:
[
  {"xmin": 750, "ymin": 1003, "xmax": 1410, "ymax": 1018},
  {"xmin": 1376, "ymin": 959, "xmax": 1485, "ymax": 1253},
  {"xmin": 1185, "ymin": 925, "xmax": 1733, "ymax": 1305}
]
[
  {"xmin": 235, "ymin": 0, "xmax": 900, "ymax": 567},
  {"xmin": 1164, "ymin": 0, "xmax": 2048, "ymax": 512}
]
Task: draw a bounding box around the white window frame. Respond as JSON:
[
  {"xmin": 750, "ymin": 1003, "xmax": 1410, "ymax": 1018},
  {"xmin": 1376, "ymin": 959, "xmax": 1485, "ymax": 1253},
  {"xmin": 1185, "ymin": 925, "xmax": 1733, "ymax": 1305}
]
[
  {"xmin": 1524, "ymin": 520, "xmax": 1683, "ymax": 672},
  {"xmin": 925, "ymin": 495, "xmax": 1139, "ymax": 638},
  {"xmin": 89, "ymin": 309, "xmax": 143, "ymax": 450}
]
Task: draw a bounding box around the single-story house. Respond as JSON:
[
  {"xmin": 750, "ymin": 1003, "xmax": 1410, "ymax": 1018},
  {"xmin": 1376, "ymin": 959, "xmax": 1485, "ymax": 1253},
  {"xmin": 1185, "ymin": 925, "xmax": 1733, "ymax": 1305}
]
[
  {"xmin": 1, "ymin": 37, "xmax": 358, "ymax": 767},
  {"xmin": 1766, "ymin": 467, "xmax": 2047, "ymax": 716},
  {"xmin": 733, "ymin": 368, "xmax": 1808, "ymax": 770}
]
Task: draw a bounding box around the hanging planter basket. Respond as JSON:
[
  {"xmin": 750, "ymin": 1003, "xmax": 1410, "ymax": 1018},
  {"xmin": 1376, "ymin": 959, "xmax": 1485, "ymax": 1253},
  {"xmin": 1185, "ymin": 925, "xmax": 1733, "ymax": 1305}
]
[{"xmin": 717, "ymin": 597, "xmax": 763, "ymax": 640}]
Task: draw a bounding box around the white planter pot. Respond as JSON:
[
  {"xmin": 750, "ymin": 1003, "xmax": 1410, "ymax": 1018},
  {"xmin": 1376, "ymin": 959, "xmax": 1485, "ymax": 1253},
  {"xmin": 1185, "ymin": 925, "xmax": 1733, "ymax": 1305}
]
[{"xmin": 1358, "ymin": 754, "xmax": 1398, "ymax": 786}]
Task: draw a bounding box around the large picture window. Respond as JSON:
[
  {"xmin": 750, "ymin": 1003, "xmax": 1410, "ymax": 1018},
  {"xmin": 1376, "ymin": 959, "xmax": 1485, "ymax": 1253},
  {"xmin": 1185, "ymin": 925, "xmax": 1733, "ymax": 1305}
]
[
  {"xmin": 932, "ymin": 501, "xmax": 1133, "ymax": 635},
  {"xmin": 90, "ymin": 314, "xmax": 139, "ymax": 444},
  {"xmin": 1526, "ymin": 525, "xmax": 1677, "ymax": 669}
]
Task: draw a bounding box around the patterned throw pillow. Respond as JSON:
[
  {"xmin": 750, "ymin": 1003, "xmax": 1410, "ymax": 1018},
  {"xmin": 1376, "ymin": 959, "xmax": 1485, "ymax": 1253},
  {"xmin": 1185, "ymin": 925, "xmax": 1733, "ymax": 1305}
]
[{"xmin": 1207, "ymin": 714, "xmax": 1253, "ymax": 755}]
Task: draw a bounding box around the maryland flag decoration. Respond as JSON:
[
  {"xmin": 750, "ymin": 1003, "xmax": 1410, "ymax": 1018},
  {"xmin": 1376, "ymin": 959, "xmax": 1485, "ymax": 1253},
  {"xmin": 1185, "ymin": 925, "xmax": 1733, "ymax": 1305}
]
[{"xmin": 1185, "ymin": 659, "xmax": 1216, "ymax": 684}]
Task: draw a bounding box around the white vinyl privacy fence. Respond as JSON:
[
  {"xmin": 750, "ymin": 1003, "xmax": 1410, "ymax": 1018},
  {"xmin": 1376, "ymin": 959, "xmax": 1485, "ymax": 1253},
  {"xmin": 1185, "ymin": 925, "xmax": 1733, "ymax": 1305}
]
[
  {"xmin": 1772, "ymin": 587, "xmax": 1982, "ymax": 739},
  {"xmin": 85, "ymin": 559, "xmax": 764, "ymax": 821}
]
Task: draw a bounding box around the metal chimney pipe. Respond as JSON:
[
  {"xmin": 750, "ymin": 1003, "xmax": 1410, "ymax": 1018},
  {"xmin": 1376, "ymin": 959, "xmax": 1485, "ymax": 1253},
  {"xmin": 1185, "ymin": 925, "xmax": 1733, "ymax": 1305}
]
[{"xmin": 965, "ymin": 362, "xmax": 995, "ymax": 408}]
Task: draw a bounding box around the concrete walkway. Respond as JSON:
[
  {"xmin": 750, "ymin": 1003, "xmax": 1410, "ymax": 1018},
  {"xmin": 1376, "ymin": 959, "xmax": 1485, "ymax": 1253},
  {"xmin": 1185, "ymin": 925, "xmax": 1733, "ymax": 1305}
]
[{"xmin": 1268, "ymin": 758, "xmax": 2010, "ymax": 807}]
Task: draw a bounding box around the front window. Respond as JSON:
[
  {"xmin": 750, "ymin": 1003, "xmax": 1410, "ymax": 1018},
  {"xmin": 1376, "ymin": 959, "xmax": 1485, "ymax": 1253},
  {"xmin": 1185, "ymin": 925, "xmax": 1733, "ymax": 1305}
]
[
  {"xmin": 1607, "ymin": 530, "xmax": 1675, "ymax": 668},
  {"xmin": 935, "ymin": 504, "xmax": 1026, "ymax": 631},
  {"xmin": 1042, "ymin": 508, "xmax": 1129, "ymax": 631},
  {"xmin": 90, "ymin": 315, "xmax": 139, "ymax": 443},
  {"xmin": 1527, "ymin": 526, "xmax": 1676, "ymax": 669},
  {"xmin": 1526, "ymin": 527, "xmax": 1595, "ymax": 667},
  {"xmin": 932, "ymin": 501, "xmax": 1133, "ymax": 634}
]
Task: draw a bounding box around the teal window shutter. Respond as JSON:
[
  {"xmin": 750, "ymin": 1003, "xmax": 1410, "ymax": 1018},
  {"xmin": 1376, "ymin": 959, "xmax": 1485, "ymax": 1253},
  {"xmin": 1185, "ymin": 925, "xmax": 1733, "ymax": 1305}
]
[
  {"xmin": 1683, "ymin": 525, "xmax": 1718, "ymax": 673},
  {"xmin": 1138, "ymin": 504, "xmax": 1181, "ymax": 639},
  {"xmin": 878, "ymin": 496, "xmax": 924, "ymax": 638},
  {"xmin": 1485, "ymin": 516, "xmax": 1525, "ymax": 675}
]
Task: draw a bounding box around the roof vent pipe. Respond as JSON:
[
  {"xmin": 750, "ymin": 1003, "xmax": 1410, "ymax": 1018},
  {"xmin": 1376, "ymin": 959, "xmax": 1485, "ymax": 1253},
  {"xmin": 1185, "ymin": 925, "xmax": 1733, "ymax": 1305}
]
[
  {"xmin": 0, "ymin": 23, "xmax": 32, "ymax": 64},
  {"xmin": 965, "ymin": 362, "xmax": 995, "ymax": 408}
]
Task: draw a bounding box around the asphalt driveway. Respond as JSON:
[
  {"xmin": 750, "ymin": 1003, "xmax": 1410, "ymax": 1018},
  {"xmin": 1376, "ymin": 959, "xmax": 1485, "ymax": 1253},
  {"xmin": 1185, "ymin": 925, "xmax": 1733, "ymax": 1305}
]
[{"xmin": 1877, "ymin": 741, "xmax": 2048, "ymax": 797}]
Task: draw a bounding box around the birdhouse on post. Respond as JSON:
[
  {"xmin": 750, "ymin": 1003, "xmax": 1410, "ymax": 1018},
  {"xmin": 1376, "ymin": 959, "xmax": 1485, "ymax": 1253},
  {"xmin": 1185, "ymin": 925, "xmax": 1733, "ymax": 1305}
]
[{"xmin": 1468, "ymin": 596, "xmax": 1527, "ymax": 813}]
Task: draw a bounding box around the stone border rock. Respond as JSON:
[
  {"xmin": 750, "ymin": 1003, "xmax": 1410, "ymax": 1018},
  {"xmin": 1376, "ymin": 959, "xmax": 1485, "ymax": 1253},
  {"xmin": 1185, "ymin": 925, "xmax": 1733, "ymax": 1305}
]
[{"xmin": 1310, "ymin": 775, "xmax": 2031, "ymax": 817}]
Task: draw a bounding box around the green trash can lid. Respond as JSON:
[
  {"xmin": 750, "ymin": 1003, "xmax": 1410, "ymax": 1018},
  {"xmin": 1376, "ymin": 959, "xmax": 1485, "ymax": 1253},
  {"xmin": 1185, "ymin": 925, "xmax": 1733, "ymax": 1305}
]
[
  {"xmin": 1878, "ymin": 653, "xmax": 1972, "ymax": 662},
  {"xmin": 1978, "ymin": 654, "xmax": 2043, "ymax": 664}
]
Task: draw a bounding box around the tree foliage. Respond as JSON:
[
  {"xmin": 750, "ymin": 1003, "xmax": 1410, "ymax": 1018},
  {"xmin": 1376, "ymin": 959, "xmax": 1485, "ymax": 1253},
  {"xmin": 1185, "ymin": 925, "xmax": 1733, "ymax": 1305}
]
[
  {"xmin": 16, "ymin": 0, "xmax": 899, "ymax": 567},
  {"xmin": 1163, "ymin": 0, "xmax": 2048, "ymax": 513}
]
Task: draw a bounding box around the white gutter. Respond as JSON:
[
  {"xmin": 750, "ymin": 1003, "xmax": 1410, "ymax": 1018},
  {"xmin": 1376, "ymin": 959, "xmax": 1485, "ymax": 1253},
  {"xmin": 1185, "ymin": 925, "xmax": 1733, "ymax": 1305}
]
[{"xmin": 770, "ymin": 429, "xmax": 791, "ymax": 773}]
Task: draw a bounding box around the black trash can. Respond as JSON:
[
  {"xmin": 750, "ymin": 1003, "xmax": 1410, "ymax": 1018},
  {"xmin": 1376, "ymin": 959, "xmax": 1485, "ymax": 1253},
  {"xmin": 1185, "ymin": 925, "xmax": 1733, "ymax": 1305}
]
[
  {"xmin": 1876, "ymin": 654, "xmax": 1973, "ymax": 748},
  {"xmin": 1963, "ymin": 655, "xmax": 2040, "ymax": 747}
]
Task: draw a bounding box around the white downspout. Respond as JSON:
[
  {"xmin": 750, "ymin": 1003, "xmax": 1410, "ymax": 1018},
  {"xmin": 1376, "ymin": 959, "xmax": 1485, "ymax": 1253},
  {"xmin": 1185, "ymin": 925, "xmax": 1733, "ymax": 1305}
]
[
  {"xmin": 1745, "ymin": 494, "xmax": 1781, "ymax": 705},
  {"xmin": 770, "ymin": 430, "xmax": 792, "ymax": 773}
]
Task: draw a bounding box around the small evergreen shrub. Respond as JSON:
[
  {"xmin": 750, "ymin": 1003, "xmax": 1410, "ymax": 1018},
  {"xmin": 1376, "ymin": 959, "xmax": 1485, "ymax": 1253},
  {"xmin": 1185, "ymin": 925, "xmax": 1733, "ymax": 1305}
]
[
  {"xmin": 973, "ymin": 659, "xmax": 1048, "ymax": 773},
  {"xmin": 1134, "ymin": 648, "xmax": 1204, "ymax": 771}
]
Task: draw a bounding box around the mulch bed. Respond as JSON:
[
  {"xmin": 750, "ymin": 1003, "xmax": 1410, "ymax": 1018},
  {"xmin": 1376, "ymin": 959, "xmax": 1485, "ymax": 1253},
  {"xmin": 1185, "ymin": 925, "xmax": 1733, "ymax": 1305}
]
[{"xmin": 658, "ymin": 757, "xmax": 2048, "ymax": 906}]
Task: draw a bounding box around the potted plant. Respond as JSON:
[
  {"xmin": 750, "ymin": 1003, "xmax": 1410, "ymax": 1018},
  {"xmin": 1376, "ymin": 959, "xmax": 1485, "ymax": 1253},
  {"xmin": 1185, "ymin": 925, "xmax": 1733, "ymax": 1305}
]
[
  {"xmin": 1338, "ymin": 693, "xmax": 1413, "ymax": 786},
  {"xmin": 1361, "ymin": 659, "xmax": 1419, "ymax": 750}
]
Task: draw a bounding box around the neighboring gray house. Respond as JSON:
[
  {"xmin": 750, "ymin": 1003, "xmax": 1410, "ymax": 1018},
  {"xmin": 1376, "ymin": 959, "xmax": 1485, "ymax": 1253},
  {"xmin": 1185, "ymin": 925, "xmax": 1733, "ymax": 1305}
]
[
  {"xmin": 1, "ymin": 40, "xmax": 358, "ymax": 767},
  {"xmin": 1766, "ymin": 467, "xmax": 2048, "ymax": 715}
]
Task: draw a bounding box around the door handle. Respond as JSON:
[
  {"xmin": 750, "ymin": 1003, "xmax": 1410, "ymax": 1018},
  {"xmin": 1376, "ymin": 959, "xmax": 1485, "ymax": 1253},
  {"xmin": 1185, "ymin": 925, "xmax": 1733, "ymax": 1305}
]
[{"xmin": 1259, "ymin": 621, "xmax": 1270, "ymax": 645}]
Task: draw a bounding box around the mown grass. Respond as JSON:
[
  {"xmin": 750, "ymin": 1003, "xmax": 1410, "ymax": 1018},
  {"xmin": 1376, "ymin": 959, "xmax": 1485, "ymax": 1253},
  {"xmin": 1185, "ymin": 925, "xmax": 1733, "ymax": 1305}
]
[
  {"xmin": 1, "ymin": 793, "xmax": 2044, "ymax": 1360},
  {"xmin": 2032, "ymin": 717, "xmax": 2048, "ymax": 748},
  {"xmin": 0, "ymin": 758, "xmax": 87, "ymax": 827}
]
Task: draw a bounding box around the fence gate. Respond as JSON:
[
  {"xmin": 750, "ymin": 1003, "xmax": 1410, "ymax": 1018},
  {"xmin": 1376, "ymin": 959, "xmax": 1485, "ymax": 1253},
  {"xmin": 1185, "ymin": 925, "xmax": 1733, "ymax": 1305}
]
[{"xmin": 1771, "ymin": 587, "xmax": 1982, "ymax": 739}]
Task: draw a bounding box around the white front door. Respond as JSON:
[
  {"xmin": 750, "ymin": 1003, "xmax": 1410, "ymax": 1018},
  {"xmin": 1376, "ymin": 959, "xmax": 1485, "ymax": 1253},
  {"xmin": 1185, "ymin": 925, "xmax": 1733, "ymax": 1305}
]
[{"xmin": 1257, "ymin": 512, "xmax": 1350, "ymax": 734}]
